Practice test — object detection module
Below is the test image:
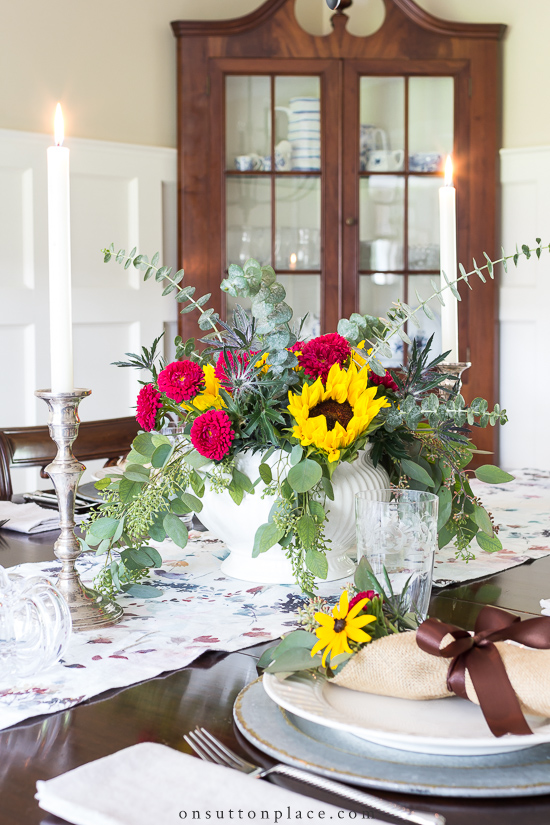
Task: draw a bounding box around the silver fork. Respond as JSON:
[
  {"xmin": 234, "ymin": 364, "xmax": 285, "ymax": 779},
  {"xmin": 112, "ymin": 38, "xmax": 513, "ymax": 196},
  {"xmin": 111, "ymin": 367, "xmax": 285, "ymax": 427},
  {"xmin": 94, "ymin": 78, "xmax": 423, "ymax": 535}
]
[{"xmin": 184, "ymin": 727, "xmax": 445, "ymax": 825}]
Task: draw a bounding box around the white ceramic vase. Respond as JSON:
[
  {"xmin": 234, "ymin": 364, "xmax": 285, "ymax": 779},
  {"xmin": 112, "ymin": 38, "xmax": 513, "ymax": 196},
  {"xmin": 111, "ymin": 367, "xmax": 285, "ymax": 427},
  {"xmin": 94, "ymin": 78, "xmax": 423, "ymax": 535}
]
[{"xmin": 198, "ymin": 445, "xmax": 390, "ymax": 584}]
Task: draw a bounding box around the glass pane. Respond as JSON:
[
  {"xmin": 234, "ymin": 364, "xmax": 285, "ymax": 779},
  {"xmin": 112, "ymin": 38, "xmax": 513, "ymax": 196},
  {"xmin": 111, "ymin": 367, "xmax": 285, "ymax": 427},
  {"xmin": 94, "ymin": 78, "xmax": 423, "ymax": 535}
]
[
  {"xmin": 225, "ymin": 76, "xmax": 271, "ymax": 171},
  {"xmin": 359, "ymin": 77, "xmax": 405, "ymax": 172},
  {"xmin": 226, "ymin": 274, "xmax": 321, "ymax": 340},
  {"xmin": 409, "ymin": 274, "xmax": 442, "ymax": 358},
  {"xmin": 275, "ymin": 76, "xmax": 320, "ymax": 171},
  {"xmin": 408, "ymin": 177, "xmax": 440, "ymax": 271},
  {"xmin": 408, "ymin": 77, "xmax": 453, "ymax": 171},
  {"xmin": 226, "ymin": 177, "xmax": 271, "ymax": 267},
  {"xmin": 359, "ymin": 274, "xmax": 404, "ymax": 366},
  {"xmin": 275, "ymin": 178, "xmax": 321, "ymax": 271},
  {"xmin": 359, "ymin": 177, "xmax": 405, "ymax": 271}
]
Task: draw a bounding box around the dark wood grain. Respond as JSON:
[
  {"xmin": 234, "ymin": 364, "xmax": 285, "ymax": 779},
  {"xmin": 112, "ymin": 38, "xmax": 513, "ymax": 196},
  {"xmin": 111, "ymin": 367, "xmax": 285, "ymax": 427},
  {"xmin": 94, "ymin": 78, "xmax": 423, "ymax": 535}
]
[
  {"xmin": 0, "ymin": 417, "xmax": 138, "ymax": 500},
  {"xmin": 172, "ymin": 0, "xmax": 505, "ymax": 460},
  {"xmin": 1, "ymin": 530, "xmax": 549, "ymax": 825}
]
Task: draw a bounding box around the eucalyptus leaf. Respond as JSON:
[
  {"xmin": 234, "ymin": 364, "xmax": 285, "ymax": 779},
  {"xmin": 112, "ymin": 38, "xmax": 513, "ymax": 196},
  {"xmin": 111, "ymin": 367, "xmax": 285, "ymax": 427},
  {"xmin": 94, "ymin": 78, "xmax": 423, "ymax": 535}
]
[
  {"xmin": 290, "ymin": 444, "xmax": 303, "ymax": 466},
  {"xmin": 252, "ymin": 522, "xmax": 285, "ymax": 557},
  {"xmin": 473, "ymin": 505, "xmax": 494, "ymax": 536},
  {"xmin": 181, "ymin": 492, "xmax": 203, "ymax": 512},
  {"xmin": 258, "ymin": 463, "xmax": 273, "ymax": 485},
  {"xmin": 476, "ymin": 532, "xmax": 503, "ymax": 553},
  {"xmin": 437, "ymin": 487, "xmax": 453, "ymax": 531},
  {"xmin": 163, "ymin": 512, "xmax": 188, "ymax": 548},
  {"xmin": 287, "ymin": 459, "xmax": 323, "ymax": 493},
  {"xmin": 296, "ymin": 514, "xmax": 316, "ymax": 548},
  {"xmin": 119, "ymin": 477, "xmax": 144, "ymax": 503},
  {"xmin": 305, "ymin": 548, "xmax": 328, "ymax": 579},
  {"xmin": 88, "ymin": 517, "xmax": 120, "ymax": 540},
  {"xmin": 133, "ymin": 432, "xmax": 156, "ymax": 458},
  {"xmin": 121, "ymin": 584, "xmax": 163, "ymax": 599},
  {"xmin": 265, "ymin": 648, "xmax": 322, "ymax": 674},
  {"xmin": 401, "ymin": 458, "xmax": 434, "ymax": 488},
  {"xmin": 475, "ymin": 465, "xmax": 515, "ymax": 484}
]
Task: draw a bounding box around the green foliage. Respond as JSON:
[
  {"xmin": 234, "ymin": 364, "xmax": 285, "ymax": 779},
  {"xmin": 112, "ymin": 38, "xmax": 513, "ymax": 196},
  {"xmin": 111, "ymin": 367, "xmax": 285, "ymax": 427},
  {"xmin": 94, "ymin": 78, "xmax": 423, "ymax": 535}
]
[{"xmin": 98, "ymin": 241, "xmax": 539, "ymax": 593}]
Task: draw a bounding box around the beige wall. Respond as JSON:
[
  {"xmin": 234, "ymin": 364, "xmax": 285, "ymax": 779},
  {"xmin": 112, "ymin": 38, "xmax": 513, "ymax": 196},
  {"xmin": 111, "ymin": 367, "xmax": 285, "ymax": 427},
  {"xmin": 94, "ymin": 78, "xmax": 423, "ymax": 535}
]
[{"xmin": 0, "ymin": 0, "xmax": 548, "ymax": 149}]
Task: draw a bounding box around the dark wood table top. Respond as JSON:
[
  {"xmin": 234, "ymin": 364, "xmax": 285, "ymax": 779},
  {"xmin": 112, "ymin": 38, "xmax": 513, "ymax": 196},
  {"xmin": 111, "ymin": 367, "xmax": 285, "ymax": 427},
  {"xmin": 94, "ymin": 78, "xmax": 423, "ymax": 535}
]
[{"xmin": 1, "ymin": 530, "xmax": 550, "ymax": 825}]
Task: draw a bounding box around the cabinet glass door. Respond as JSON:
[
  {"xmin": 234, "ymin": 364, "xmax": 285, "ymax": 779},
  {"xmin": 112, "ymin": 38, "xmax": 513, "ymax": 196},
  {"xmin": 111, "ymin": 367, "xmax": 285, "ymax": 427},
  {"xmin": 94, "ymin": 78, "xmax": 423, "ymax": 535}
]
[
  {"xmin": 358, "ymin": 74, "xmax": 454, "ymax": 364},
  {"xmin": 224, "ymin": 74, "xmax": 322, "ymax": 338}
]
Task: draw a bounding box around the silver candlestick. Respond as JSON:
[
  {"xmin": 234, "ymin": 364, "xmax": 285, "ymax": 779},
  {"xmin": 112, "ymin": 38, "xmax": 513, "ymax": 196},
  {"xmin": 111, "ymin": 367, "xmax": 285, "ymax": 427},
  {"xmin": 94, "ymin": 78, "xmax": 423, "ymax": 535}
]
[
  {"xmin": 35, "ymin": 388, "xmax": 123, "ymax": 630},
  {"xmin": 433, "ymin": 362, "xmax": 472, "ymax": 400}
]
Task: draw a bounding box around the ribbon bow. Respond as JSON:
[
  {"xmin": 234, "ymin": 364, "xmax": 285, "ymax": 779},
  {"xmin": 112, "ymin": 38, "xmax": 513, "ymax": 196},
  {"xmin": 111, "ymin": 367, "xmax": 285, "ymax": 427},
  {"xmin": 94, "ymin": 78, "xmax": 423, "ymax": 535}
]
[{"xmin": 416, "ymin": 605, "xmax": 550, "ymax": 737}]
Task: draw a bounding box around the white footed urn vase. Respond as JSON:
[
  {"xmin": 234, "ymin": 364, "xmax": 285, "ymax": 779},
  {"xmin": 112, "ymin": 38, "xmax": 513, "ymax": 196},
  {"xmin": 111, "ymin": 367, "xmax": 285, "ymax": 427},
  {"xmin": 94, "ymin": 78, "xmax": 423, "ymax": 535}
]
[{"xmin": 198, "ymin": 444, "xmax": 390, "ymax": 584}]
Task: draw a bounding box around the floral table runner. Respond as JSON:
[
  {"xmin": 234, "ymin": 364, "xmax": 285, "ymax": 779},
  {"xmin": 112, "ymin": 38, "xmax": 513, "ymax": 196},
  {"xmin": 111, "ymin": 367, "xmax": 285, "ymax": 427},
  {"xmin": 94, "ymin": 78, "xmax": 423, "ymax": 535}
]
[
  {"xmin": 1, "ymin": 467, "xmax": 548, "ymax": 732},
  {"xmin": 434, "ymin": 468, "xmax": 550, "ymax": 585}
]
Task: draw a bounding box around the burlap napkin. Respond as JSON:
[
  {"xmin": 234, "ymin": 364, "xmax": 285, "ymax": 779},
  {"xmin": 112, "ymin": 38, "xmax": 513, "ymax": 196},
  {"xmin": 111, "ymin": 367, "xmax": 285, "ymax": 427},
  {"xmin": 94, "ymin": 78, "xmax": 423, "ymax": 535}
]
[{"xmin": 333, "ymin": 630, "xmax": 550, "ymax": 718}]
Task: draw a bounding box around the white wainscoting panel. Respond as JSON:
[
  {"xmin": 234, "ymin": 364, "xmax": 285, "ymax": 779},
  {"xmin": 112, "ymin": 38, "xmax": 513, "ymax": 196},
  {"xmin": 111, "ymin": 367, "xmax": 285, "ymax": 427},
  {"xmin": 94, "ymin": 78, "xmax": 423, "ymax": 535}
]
[
  {"xmin": 500, "ymin": 147, "xmax": 550, "ymax": 470},
  {"xmin": 0, "ymin": 129, "xmax": 177, "ymax": 492}
]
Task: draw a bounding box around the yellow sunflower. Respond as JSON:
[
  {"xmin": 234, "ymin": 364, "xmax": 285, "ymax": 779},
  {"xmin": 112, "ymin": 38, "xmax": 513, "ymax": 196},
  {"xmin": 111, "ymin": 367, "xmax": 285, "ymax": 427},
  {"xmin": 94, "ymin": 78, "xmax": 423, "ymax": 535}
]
[
  {"xmin": 311, "ymin": 590, "xmax": 376, "ymax": 668},
  {"xmin": 287, "ymin": 362, "xmax": 390, "ymax": 462},
  {"xmin": 184, "ymin": 364, "xmax": 224, "ymax": 411}
]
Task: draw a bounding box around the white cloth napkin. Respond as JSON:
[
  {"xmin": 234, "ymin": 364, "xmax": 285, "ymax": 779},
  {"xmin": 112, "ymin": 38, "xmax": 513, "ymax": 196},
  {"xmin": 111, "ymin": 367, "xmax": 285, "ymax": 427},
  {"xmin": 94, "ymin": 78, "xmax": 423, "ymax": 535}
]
[
  {"xmin": 35, "ymin": 742, "xmax": 383, "ymax": 825},
  {"xmin": 540, "ymin": 599, "xmax": 550, "ymax": 616},
  {"xmin": 0, "ymin": 501, "xmax": 61, "ymax": 534}
]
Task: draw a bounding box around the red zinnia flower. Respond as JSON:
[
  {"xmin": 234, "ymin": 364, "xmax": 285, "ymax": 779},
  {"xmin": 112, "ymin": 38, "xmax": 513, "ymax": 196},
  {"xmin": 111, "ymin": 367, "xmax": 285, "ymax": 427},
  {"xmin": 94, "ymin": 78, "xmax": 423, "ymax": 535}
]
[
  {"xmin": 190, "ymin": 409, "xmax": 235, "ymax": 461},
  {"xmin": 157, "ymin": 360, "xmax": 204, "ymax": 402},
  {"xmin": 297, "ymin": 333, "xmax": 351, "ymax": 383},
  {"xmin": 369, "ymin": 371, "xmax": 398, "ymax": 392},
  {"xmin": 136, "ymin": 384, "xmax": 161, "ymax": 432},
  {"xmin": 348, "ymin": 590, "xmax": 376, "ymax": 612}
]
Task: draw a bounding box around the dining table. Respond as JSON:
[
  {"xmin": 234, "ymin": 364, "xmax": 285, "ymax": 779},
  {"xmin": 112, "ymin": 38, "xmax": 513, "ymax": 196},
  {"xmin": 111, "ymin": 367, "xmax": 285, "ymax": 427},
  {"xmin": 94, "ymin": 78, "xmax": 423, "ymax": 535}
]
[{"xmin": 1, "ymin": 521, "xmax": 550, "ymax": 825}]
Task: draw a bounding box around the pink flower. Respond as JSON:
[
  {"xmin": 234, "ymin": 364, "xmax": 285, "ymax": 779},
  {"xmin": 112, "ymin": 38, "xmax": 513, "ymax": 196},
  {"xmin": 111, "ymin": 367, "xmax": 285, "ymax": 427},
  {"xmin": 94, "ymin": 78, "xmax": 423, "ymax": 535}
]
[
  {"xmin": 348, "ymin": 590, "xmax": 376, "ymax": 612},
  {"xmin": 157, "ymin": 360, "xmax": 204, "ymax": 402},
  {"xmin": 297, "ymin": 333, "xmax": 350, "ymax": 382},
  {"xmin": 190, "ymin": 409, "xmax": 235, "ymax": 461},
  {"xmin": 136, "ymin": 384, "xmax": 161, "ymax": 432},
  {"xmin": 369, "ymin": 371, "xmax": 398, "ymax": 392}
]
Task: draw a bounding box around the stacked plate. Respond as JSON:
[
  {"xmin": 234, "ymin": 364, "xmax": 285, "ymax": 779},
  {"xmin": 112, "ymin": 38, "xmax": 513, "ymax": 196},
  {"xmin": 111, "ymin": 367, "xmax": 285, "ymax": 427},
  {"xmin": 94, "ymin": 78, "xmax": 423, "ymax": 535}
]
[{"xmin": 234, "ymin": 673, "xmax": 550, "ymax": 798}]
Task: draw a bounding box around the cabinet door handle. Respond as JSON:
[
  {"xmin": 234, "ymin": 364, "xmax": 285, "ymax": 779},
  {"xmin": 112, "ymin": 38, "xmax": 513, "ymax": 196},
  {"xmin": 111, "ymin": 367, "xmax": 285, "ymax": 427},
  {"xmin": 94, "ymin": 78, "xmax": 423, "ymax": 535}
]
[{"xmin": 345, "ymin": 217, "xmax": 357, "ymax": 226}]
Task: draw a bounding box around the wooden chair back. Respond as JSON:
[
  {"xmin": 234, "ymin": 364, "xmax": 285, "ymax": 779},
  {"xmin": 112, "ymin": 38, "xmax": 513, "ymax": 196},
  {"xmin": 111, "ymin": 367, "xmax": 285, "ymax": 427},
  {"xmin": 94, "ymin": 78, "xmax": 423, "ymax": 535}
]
[{"xmin": 0, "ymin": 417, "xmax": 139, "ymax": 500}]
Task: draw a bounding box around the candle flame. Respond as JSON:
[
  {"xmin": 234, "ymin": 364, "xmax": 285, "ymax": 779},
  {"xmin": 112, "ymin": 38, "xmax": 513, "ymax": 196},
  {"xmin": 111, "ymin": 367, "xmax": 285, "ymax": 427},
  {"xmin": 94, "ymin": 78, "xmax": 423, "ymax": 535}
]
[
  {"xmin": 444, "ymin": 155, "xmax": 453, "ymax": 186},
  {"xmin": 54, "ymin": 103, "xmax": 64, "ymax": 146},
  {"xmin": 289, "ymin": 253, "xmax": 297, "ymax": 266}
]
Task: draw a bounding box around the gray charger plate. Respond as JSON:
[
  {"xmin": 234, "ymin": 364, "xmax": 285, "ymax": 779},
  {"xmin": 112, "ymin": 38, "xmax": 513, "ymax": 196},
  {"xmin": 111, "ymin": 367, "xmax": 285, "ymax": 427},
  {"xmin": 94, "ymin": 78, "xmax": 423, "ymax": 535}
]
[{"xmin": 234, "ymin": 678, "xmax": 550, "ymax": 798}]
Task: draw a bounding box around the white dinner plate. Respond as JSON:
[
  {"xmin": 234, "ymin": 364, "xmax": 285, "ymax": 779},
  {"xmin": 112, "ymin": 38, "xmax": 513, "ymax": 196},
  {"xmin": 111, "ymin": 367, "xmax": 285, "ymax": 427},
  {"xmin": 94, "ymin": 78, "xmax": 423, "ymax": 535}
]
[
  {"xmin": 234, "ymin": 678, "xmax": 550, "ymax": 797},
  {"xmin": 262, "ymin": 672, "xmax": 550, "ymax": 756}
]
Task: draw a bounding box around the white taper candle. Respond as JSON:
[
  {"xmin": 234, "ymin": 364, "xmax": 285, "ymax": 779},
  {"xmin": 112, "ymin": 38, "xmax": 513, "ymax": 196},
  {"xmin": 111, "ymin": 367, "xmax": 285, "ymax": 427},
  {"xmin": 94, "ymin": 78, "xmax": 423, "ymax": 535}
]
[
  {"xmin": 47, "ymin": 103, "xmax": 74, "ymax": 393},
  {"xmin": 439, "ymin": 155, "xmax": 459, "ymax": 363}
]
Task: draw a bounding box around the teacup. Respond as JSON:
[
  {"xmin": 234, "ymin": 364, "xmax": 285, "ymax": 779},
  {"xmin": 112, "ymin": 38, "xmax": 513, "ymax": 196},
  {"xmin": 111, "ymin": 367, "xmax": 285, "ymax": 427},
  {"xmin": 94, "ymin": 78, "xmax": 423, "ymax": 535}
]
[
  {"xmin": 234, "ymin": 153, "xmax": 262, "ymax": 172},
  {"xmin": 275, "ymin": 140, "xmax": 292, "ymax": 171},
  {"xmin": 367, "ymin": 149, "xmax": 404, "ymax": 172}
]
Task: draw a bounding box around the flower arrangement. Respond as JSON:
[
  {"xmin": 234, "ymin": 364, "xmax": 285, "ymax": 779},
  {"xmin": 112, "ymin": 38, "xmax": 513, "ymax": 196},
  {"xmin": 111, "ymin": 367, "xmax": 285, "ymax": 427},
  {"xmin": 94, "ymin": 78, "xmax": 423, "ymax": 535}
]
[{"xmin": 82, "ymin": 240, "xmax": 540, "ymax": 597}]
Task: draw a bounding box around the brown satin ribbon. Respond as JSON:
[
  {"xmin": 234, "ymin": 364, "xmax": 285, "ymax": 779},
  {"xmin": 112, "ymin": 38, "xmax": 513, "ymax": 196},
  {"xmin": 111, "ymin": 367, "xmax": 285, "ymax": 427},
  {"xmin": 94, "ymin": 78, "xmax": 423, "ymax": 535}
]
[{"xmin": 416, "ymin": 606, "xmax": 550, "ymax": 737}]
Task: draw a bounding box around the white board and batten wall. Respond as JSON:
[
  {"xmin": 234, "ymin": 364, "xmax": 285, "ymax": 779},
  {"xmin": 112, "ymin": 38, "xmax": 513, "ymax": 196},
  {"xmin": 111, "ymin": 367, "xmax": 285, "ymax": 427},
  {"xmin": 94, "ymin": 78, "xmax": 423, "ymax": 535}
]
[
  {"xmin": 0, "ymin": 129, "xmax": 177, "ymax": 492},
  {"xmin": 499, "ymin": 147, "xmax": 550, "ymax": 471}
]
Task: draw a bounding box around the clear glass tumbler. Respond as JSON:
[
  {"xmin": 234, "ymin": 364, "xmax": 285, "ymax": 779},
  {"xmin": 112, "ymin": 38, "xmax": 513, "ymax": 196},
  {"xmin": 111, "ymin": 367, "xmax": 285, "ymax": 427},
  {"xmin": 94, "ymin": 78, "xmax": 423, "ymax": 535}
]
[{"xmin": 355, "ymin": 489, "xmax": 438, "ymax": 620}]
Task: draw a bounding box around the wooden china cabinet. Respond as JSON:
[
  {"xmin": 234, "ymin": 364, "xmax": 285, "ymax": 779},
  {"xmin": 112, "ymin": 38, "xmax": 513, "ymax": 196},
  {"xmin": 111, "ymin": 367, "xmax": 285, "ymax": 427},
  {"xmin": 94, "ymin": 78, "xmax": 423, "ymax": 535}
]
[{"xmin": 171, "ymin": 0, "xmax": 505, "ymax": 457}]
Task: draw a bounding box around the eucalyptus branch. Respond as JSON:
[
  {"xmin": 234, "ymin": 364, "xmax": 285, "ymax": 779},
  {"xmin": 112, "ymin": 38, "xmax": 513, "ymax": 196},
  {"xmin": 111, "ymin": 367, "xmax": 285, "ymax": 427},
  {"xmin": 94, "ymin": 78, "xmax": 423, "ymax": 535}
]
[
  {"xmin": 102, "ymin": 245, "xmax": 223, "ymax": 342},
  {"xmin": 339, "ymin": 239, "xmax": 549, "ymax": 372}
]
